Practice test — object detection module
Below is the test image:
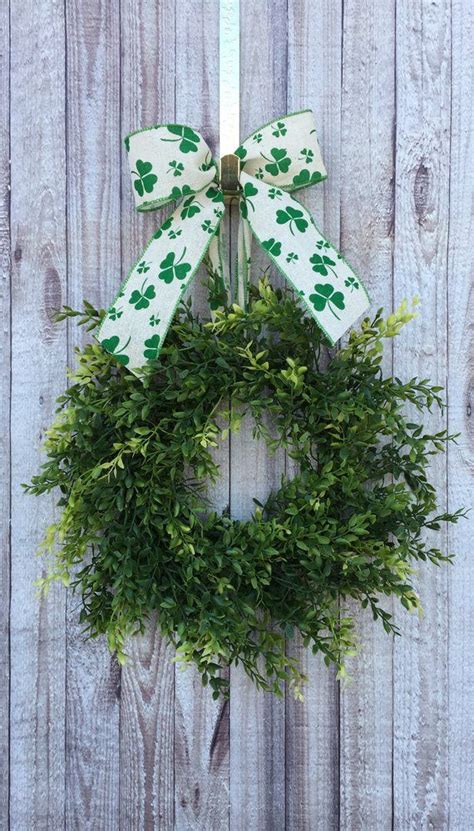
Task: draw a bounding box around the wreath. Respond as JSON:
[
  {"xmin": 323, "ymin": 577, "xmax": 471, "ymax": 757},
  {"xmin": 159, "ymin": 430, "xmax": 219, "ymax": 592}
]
[{"xmin": 26, "ymin": 279, "xmax": 462, "ymax": 698}]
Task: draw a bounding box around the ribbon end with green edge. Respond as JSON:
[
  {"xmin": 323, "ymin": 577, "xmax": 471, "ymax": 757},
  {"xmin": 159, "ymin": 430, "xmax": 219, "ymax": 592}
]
[
  {"xmin": 98, "ymin": 184, "xmax": 224, "ymax": 374},
  {"xmin": 303, "ymin": 283, "xmax": 371, "ymax": 346},
  {"xmin": 238, "ymin": 170, "xmax": 371, "ymax": 345}
]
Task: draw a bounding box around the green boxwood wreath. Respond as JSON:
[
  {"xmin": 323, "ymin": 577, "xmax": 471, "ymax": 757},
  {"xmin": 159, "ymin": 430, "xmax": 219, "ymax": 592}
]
[{"xmin": 26, "ymin": 279, "xmax": 462, "ymax": 699}]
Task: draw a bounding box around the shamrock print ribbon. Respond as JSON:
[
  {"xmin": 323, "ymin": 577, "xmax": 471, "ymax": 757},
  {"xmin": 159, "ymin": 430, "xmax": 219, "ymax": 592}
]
[{"xmin": 98, "ymin": 110, "xmax": 370, "ymax": 370}]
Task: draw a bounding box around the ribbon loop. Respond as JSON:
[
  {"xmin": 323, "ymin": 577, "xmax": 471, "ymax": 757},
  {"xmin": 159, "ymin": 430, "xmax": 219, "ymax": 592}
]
[
  {"xmin": 125, "ymin": 124, "xmax": 217, "ymax": 212},
  {"xmin": 235, "ymin": 110, "xmax": 327, "ymax": 192}
]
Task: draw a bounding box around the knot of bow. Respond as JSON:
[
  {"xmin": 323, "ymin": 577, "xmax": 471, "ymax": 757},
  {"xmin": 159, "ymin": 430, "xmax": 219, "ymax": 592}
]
[{"xmin": 99, "ymin": 110, "xmax": 369, "ymax": 370}]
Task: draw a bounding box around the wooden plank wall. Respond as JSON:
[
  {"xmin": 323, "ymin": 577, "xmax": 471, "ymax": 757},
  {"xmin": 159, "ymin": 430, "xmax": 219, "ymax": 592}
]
[{"xmin": 2, "ymin": 0, "xmax": 473, "ymax": 828}]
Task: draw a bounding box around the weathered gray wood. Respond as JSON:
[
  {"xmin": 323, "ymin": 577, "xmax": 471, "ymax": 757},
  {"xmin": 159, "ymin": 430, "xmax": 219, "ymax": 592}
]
[
  {"xmin": 120, "ymin": 619, "xmax": 175, "ymax": 830},
  {"xmin": 447, "ymin": 0, "xmax": 474, "ymax": 823},
  {"xmin": 0, "ymin": 1, "xmax": 10, "ymax": 825},
  {"xmin": 338, "ymin": 2, "xmax": 396, "ymax": 828},
  {"xmin": 173, "ymin": 5, "xmax": 231, "ymax": 829},
  {"xmin": 393, "ymin": 1, "xmax": 451, "ymax": 827},
  {"xmin": 4, "ymin": 1, "xmax": 474, "ymax": 827},
  {"xmin": 64, "ymin": 2, "xmax": 121, "ymax": 826},
  {"xmin": 118, "ymin": 2, "xmax": 177, "ymax": 829},
  {"xmin": 229, "ymin": 3, "xmax": 287, "ymax": 830},
  {"xmin": 9, "ymin": 1, "xmax": 67, "ymax": 828},
  {"xmin": 285, "ymin": 1, "xmax": 341, "ymax": 827}
]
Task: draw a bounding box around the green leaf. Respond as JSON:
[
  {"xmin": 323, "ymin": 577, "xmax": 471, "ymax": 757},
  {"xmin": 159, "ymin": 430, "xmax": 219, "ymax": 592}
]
[{"xmin": 28, "ymin": 282, "xmax": 460, "ymax": 702}]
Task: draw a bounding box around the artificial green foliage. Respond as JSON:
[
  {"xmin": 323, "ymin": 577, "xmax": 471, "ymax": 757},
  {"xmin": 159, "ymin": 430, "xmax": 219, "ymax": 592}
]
[{"xmin": 26, "ymin": 280, "xmax": 462, "ymax": 699}]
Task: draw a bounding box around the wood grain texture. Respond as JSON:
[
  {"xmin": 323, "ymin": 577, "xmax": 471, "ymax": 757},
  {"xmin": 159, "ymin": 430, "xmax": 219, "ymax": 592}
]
[
  {"xmin": 9, "ymin": 0, "xmax": 67, "ymax": 828},
  {"xmin": 120, "ymin": 619, "xmax": 175, "ymax": 830},
  {"xmin": 447, "ymin": 0, "xmax": 474, "ymax": 824},
  {"xmin": 173, "ymin": 3, "xmax": 231, "ymax": 829},
  {"xmin": 393, "ymin": 1, "xmax": 451, "ymax": 828},
  {"xmin": 64, "ymin": 2, "xmax": 121, "ymax": 827},
  {"xmin": 4, "ymin": 1, "xmax": 474, "ymax": 828},
  {"xmin": 119, "ymin": 2, "xmax": 177, "ymax": 829},
  {"xmin": 339, "ymin": 2, "xmax": 396, "ymax": 828},
  {"xmin": 229, "ymin": 3, "xmax": 287, "ymax": 830},
  {"xmin": 285, "ymin": 2, "xmax": 341, "ymax": 827},
  {"xmin": 0, "ymin": 0, "xmax": 10, "ymax": 825}
]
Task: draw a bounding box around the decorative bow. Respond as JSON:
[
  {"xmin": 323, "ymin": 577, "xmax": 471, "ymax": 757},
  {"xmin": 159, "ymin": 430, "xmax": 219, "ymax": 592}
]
[{"xmin": 98, "ymin": 110, "xmax": 370, "ymax": 370}]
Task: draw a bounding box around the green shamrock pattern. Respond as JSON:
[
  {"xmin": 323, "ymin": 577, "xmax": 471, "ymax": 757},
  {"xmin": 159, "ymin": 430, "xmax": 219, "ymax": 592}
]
[
  {"xmin": 153, "ymin": 218, "xmax": 173, "ymax": 239},
  {"xmin": 239, "ymin": 168, "xmax": 369, "ymax": 347},
  {"xmin": 129, "ymin": 280, "xmax": 156, "ymax": 310},
  {"xmin": 261, "ymin": 148, "xmax": 291, "ymax": 176},
  {"xmin": 158, "ymin": 249, "xmax": 192, "ymax": 284},
  {"xmin": 170, "ymin": 185, "xmax": 193, "ymax": 200},
  {"xmin": 292, "ymin": 169, "xmax": 324, "ymax": 188},
  {"xmin": 205, "ymin": 186, "xmax": 224, "ymax": 203},
  {"xmin": 168, "ymin": 160, "xmax": 184, "ymax": 177},
  {"xmin": 100, "ymin": 112, "xmax": 369, "ymax": 371},
  {"xmin": 309, "ymin": 284, "xmax": 346, "ymax": 320},
  {"xmin": 310, "ymin": 252, "xmax": 337, "ymax": 277},
  {"xmin": 143, "ymin": 334, "xmax": 161, "ymax": 359},
  {"xmin": 240, "ymin": 110, "xmax": 327, "ymax": 190},
  {"xmin": 163, "ymin": 125, "xmax": 201, "ymax": 153},
  {"xmin": 276, "ymin": 206, "xmax": 308, "ymax": 235},
  {"xmin": 262, "ymin": 238, "xmax": 282, "ymax": 256},
  {"xmin": 268, "ymin": 187, "xmax": 283, "ymax": 200},
  {"xmin": 345, "ymin": 276, "xmax": 360, "ymax": 291},
  {"xmin": 181, "ymin": 196, "xmax": 201, "ymax": 219},
  {"xmin": 272, "ymin": 121, "xmax": 287, "ymax": 137},
  {"xmin": 132, "ymin": 160, "xmax": 158, "ymax": 197},
  {"xmin": 101, "ymin": 335, "xmax": 131, "ymax": 365},
  {"xmin": 239, "ymin": 181, "xmax": 258, "ymax": 219}
]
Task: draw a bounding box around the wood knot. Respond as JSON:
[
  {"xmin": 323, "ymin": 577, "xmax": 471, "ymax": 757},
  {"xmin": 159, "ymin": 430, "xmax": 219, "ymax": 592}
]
[
  {"xmin": 42, "ymin": 266, "xmax": 62, "ymax": 342},
  {"xmin": 414, "ymin": 162, "xmax": 430, "ymax": 224}
]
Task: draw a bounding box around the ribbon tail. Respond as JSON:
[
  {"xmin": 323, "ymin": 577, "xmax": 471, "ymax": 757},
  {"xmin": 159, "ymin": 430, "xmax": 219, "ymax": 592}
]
[
  {"xmin": 236, "ymin": 217, "xmax": 252, "ymax": 310},
  {"xmin": 98, "ymin": 185, "xmax": 224, "ymax": 372},
  {"xmin": 240, "ymin": 172, "xmax": 370, "ymax": 344},
  {"xmin": 205, "ymin": 222, "xmax": 230, "ymax": 317}
]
